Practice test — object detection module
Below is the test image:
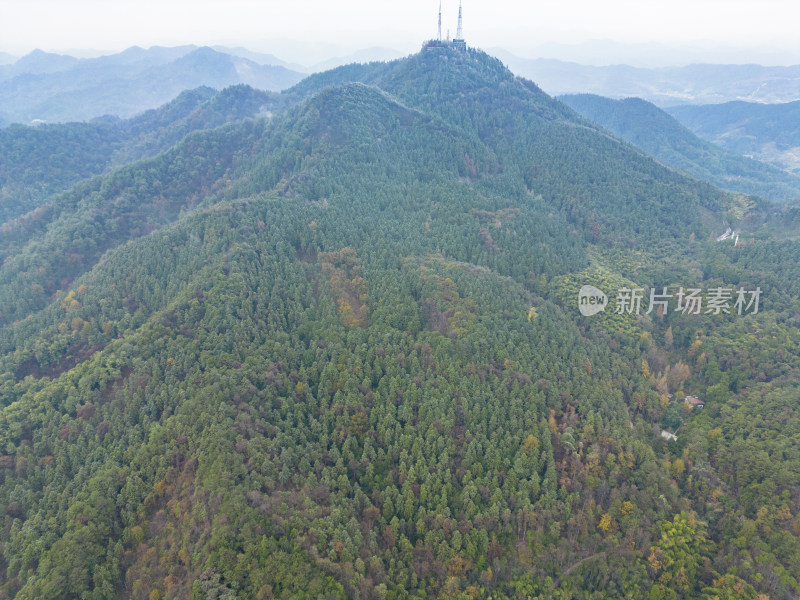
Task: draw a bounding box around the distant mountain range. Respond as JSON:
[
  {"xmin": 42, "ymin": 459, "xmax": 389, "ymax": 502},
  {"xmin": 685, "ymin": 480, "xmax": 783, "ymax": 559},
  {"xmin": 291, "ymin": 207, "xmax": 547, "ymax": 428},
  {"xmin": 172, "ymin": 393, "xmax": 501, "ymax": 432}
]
[
  {"xmin": 6, "ymin": 43, "xmax": 800, "ymax": 125},
  {"xmin": 0, "ymin": 46, "xmax": 304, "ymax": 125},
  {"xmin": 491, "ymin": 39, "xmax": 800, "ymax": 69},
  {"xmin": 494, "ymin": 51, "xmax": 800, "ymax": 106},
  {"xmin": 560, "ymin": 93, "xmax": 800, "ymax": 202},
  {"xmin": 667, "ymin": 101, "xmax": 800, "ymax": 174}
]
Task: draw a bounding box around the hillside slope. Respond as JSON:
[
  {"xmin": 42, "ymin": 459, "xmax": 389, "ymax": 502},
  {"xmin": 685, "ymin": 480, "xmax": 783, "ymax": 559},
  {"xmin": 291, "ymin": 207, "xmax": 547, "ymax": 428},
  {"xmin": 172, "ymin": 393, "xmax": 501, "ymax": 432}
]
[
  {"xmin": 560, "ymin": 93, "xmax": 800, "ymax": 202},
  {"xmin": 0, "ymin": 85, "xmax": 275, "ymax": 224},
  {"xmin": 1, "ymin": 48, "xmax": 799, "ymax": 600},
  {"xmin": 668, "ymin": 100, "xmax": 800, "ymax": 173}
]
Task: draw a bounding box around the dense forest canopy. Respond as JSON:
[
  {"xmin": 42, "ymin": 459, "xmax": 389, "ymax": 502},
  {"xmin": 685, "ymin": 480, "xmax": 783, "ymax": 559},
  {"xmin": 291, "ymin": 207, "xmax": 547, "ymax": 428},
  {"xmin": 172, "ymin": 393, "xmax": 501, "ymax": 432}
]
[
  {"xmin": 0, "ymin": 47, "xmax": 799, "ymax": 600},
  {"xmin": 667, "ymin": 100, "xmax": 800, "ymax": 174},
  {"xmin": 559, "ymin": 93, "xmax": 800, "ymax": 202}
]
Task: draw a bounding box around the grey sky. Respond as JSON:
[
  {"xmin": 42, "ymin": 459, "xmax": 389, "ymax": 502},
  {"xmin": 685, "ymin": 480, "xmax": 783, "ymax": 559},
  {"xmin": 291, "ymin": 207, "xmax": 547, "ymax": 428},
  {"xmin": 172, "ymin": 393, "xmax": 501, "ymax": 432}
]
[{"xmin": 2, "ymin": 0, "xmax": 799, "ymax": 65}]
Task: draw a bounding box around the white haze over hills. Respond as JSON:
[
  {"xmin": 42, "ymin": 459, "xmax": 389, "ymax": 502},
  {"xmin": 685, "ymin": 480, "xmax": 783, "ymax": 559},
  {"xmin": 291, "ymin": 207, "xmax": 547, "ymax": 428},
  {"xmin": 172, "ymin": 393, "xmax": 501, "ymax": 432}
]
[
  {"xmin": 3, "ymin": 37, "xmax": 800, "ymax": 127},
  {"xmin": 0, "ymin": 44, "xmax": 413, "ymax": 126},
  {"xmin": 4, "ymin": 0, "xmax": 800, "ymax": 64},
  {"xmin": 0, "ymin": 46, "xmax": 305, "ymax": 126},
  {"xmin": 491, "ymin": 39, "xmax": 800, "ymax": 69},
  {"xmin": 493, "ymin": 51, "xmax": 800, "ymax": 106}
]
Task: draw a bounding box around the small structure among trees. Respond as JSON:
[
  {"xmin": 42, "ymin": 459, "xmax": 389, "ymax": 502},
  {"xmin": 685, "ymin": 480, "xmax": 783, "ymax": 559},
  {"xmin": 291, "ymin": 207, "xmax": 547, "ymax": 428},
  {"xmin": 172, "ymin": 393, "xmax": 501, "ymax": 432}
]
[{"xmin": 684, "ymin": 395, "xmax": 705, "ymax": 409}]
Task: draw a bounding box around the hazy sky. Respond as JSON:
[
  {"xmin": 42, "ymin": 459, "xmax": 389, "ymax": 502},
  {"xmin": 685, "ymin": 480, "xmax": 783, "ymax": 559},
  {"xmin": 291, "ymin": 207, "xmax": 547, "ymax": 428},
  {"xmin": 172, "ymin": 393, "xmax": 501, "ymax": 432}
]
[{"xmin": 2, "ymin": 0, "xmax": 799, "ymax": 65}]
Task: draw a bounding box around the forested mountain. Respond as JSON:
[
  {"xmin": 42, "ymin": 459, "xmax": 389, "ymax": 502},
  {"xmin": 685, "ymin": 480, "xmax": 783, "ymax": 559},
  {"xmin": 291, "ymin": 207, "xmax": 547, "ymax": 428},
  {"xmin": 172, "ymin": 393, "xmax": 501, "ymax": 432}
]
[
  {"xmin": 0, "ymin": 46, "xmax": 302, "ymax": 125},
  {"xmin": 559, "ymin": 93, "xmax": 800, "ymax": 202},
  {"xmin": 0, "ymin": 85, "xmax": 275, "ymax": 224},
  {"xmin": 310, "ymin": 48, "xmax": 408, "ymax": 73},
  {"xmin": 668, "ymin": 100, "xmax": 800, "ymax": 174},
  {"xmin": 1, "ymin": 47, "xmax": 800, "ymax": 600}
]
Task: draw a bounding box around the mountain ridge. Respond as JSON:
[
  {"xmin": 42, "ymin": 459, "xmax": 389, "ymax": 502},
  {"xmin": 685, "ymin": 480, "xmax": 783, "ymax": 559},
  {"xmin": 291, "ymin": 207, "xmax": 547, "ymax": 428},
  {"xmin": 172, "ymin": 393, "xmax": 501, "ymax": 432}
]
[
  {"xmin": 0, "ymin": 84, "xmax": 276, "ymax": 225},
  {"xmin": 560, "ymin": 93, "xmax": 800, "ymax": 202},
  {"xmin": 494, "ymin": 51, "xmax": 800, "ymax": 105},
  {"xmin": 0, "ymin": 46, "xmax": 303, "ymax": 125},
  {"xmin": 668, "ymin": 100, "xmax": 800, "ymax": 173}
]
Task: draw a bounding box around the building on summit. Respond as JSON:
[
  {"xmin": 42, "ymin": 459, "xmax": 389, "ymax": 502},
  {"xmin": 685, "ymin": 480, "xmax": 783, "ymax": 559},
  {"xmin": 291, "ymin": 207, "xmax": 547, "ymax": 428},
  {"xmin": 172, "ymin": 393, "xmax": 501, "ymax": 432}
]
[{"xmin": 424, "ymin": 1, "xmax": 466, "ymax": 50}]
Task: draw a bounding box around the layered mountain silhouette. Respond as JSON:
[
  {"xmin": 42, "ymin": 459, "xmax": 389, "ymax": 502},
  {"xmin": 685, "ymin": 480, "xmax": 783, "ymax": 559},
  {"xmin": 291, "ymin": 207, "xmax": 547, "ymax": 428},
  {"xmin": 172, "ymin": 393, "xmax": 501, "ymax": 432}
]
[
  {"xmin": 560, "ymin": 93, "xmax": 800, "ymax": 201},
  {"xmin": 0, "ymin": 46, "xmax": 303, "ymax": 125},
  {"xmin": 669, "ymin": 100, "xmax": 800, "ymax": 174},
  {"xmin": 494, "ymin": 51, "xmax": 800, "ymax": 105}
]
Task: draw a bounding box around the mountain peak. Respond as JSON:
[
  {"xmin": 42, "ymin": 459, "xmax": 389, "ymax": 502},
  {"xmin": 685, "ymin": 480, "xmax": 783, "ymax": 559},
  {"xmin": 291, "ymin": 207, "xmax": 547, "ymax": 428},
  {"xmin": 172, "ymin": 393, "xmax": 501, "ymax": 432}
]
[
  {"xmin": 283, "ymin": 46, "xmax": 567, "ymax": 121},
  {"xmin": 14, "ymin": 49, "xmax": 80, "ymax": 73},
  {"xmin": 298, "ymin": 82, "xmax": 422, "ymax": 143}
]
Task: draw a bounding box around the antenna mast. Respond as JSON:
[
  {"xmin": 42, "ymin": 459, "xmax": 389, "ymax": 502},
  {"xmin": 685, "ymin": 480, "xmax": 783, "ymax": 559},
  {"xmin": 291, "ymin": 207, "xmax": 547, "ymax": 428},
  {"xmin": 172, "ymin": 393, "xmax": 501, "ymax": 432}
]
[
  {"xmin": 438, "ymin": 1, "xmax": 442, "ymax": 41},
  {"xmin": 451, "ymin": 1, "xmax": 465, "ymax": 49}
]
